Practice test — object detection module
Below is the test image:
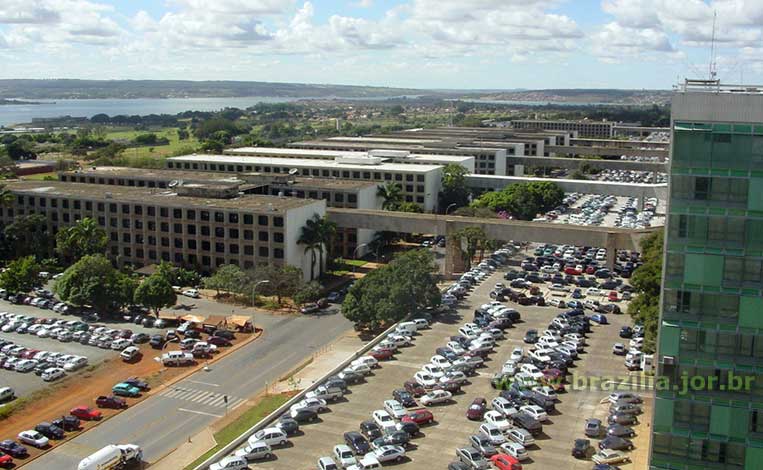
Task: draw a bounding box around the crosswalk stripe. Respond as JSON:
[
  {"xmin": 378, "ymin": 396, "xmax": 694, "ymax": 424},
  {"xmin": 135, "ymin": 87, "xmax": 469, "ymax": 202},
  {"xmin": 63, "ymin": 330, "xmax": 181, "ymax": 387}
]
[
  {"xmin": 158, "ymin": 386, "xmax": 243, "ymax": 408},
  {"xmin": 207, "ymin": 395, "xmax": 226, "ymax": 407}
]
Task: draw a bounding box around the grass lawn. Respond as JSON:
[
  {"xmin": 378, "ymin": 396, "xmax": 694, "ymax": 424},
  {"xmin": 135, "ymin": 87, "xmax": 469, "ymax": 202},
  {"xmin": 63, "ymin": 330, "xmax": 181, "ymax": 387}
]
[
  {"xmin": 20, "ymin": 172, "xmax": 57, "ymax": 181},
  {"xmin": 326, "ymin": 258, "xmax": 368, "ymax": 276},
  {"xmin": 105, "ymin": 127, "xmax": 199, "ymax": 159},
  {"xmin": 184, "ymin": 393, "xmax": 291, "ymax": 470}
]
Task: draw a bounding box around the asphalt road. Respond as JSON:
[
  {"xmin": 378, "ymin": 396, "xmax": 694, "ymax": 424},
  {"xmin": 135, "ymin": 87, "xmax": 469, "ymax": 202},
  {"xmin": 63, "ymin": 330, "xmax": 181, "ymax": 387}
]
[{"xmin": 23, "ymin": 309, "xmax": 352, "ymax": 470}]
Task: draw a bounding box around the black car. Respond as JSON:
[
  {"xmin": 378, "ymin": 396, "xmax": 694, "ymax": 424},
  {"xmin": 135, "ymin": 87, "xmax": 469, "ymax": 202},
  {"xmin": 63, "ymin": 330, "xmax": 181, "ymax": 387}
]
[
  {"xmin": 523, "ymin": 329, "xmax": 539, "ymax": 343},
  {"xmin": 78, "ymin": 334, "xmax": 91, "ymax": 345},
  {"xmin": 34, "ymin": 361, "xmax": 54, "ymax": 376},
  {"xmin": 448, "ymin": 461, "xmax": 470, "ymax": 470},
  {"xmin": 572, "ymin": 438, "xmax": 591, "ymax": 458},
  {"xmin": 397, "ymin": 420, "xmax": 420, "ymax": 437},
  {"xmin": 0, "ymin": 439, "xmax": 27, "ymax": 457},
  {"xmin": 607, "ymin": 424, "xmax": 635, "ymax": 438},
  {"xmin": 213, "ymin": 329, "xmax": 236, "ymax": 340},
  {"xmin": 290, "ymin": 408, "xmax": 318, "ymax": 423},
  {"xmin": 131, "ymin": 333, "xmax": 150, "ymax": 344},
  {"xmin": 392, "ymin": 389, "xmax": 417, "ymax": 408},
  {"xmin": 619, "ymin": 326, "xmax": 633, "ymax": 338},
  {"xmin": 276, "ymin": 416, "xmax": 299, "ymax": 435},
  {"xmin": 512, "ymin": 412, "xmax": 542, "ymax": 436},
  {"xmin": 599, "ymin": 436, "xmax": 634, "ymax": 451},
  {"xmin": 343, "ymin": 431, "xmax": 370, "ymax": 455},
  {"xmin": 123, "ymin": 377, "xmax": 150, "ymax": 390},
  {"xmin": 360, "ymin": 420, "xmax": 383, "ymax": 441},
  {"xmin": 340, "ymin": 371, "xmax": 364, "ymax": 384},
  {"xmin": 435, "ymin": 348, "xmax": 459, "ymax": 363},
  {"xmin": 34, "ymin": 422, "xmax": 64, "ymax": 440},
  {"xmin": 141, "ymin": 317, "xmax": 156, "ymax": 328},
  {"xmin": 608, "ymin": 413, "xmax": 638, "ymax": 426},
  {"xmin": 373, "ymin": 430, "xmax": 410, "ymax": 448},
  {"xmin": 52, "ymin": 415, "xmax": 80, "ymax": 431},
  {"xmin": 149, "ymin": 334, "xmax": 166, "ymax": 349}
]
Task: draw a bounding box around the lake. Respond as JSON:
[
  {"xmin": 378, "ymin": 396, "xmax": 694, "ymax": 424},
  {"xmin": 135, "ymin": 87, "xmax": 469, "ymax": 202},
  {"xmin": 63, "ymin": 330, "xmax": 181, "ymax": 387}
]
[{"xmin": 0, "ymin": 96, "xmax": 304, "ymax": 127}]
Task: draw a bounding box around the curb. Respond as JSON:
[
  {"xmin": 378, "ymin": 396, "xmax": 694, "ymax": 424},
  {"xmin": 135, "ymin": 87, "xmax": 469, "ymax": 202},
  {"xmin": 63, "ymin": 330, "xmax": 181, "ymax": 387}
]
[{"xmin": 15, "ymin": 329, "xmax": 263, "ymax": 469}]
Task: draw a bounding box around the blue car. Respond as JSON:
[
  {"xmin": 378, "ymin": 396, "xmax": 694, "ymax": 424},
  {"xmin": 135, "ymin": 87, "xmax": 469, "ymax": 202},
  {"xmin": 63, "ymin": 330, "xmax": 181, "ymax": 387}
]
[
  {"xmin": 567, "ymin": 300, "xmax": 583, "ymax": 309},
  {"xmin": 572, "ymin": 289, "xmax": 583, "ymax": 299},
  {"xmin": 591, "ymin": 314, "xmax": 609, "ymax": 325}
]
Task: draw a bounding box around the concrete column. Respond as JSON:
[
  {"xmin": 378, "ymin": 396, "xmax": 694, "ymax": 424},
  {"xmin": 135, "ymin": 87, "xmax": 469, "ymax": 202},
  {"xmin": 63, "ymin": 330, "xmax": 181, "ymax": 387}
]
[
  {"xmin": 605, "ymin": 233, "xmax": 618, "ymax": 269},
  {"xmin": 444, "ymin": 220, "xmax": 465, "ymax": 278}
]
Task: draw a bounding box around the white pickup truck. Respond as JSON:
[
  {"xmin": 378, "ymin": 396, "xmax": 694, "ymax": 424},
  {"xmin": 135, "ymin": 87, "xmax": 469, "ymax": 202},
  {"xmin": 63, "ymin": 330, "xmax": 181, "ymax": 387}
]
[{"xmin": 78, "ymin": 444, "xmax": 142, "ymax": 470}]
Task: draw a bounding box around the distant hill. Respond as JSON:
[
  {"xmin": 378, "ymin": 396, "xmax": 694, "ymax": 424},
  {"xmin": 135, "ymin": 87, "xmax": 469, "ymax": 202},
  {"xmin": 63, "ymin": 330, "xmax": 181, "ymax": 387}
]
[
  {"xmin": 0, "ymin": 79, "xmax": 430, "ymax": 100},
  {"xmin": 0, "ymin": 80, "xmax": 671, "ymax": 104}
]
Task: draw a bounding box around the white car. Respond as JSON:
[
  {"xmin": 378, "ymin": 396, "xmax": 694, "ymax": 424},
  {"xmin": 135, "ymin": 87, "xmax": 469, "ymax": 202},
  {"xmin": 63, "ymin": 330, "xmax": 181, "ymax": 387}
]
[
  {"xmin": 446, "ymin": 342, "xmax": 466, "ymax": 355},
  {"xmin": 532, "ymin": 385, "xmax": 557, "ymax": 401},
  {"xmin": 234, "ymin": 440, "xmax": 272, "ymax": 461},
  {"xmin": 420, "ymin": 390, "xmax": 452, "ymax": 406},
  {"xmin": 430, "ymin": 355, "xmax": 451, "ymax": 369},
  {"xmin": 506, "ymin": 427, "xmax": 535, "ymax": 447},
  {"xmin": 414, "ymin": 371, "xmax": 437, "ymax": 388},
  {"xmin": 120, "ymin": 346, "xmax": 141, "ymax": 361},
  {"xmin": 290, "ymin": 397, "xmax": 327, "ymax": 414},
  {"xmin": 509, "ymin": 347, "xmax": 523, "ymax": 362},
  {"xmin": 383, "ymin": 400, "xmax": 406, "ymax": 420},
  {"xmin": 630, "ymin": 337, "xmax": 644, "ymax": 349},
  {"xmin": 441, "ymin": 370, "xmax": 468, "ymax": 385},
  {"xmin": 15, "ymin": 359, "xmax": 37, "ymax": 373},
  {"xmin": 41, "ymin": 367, "xmax": 65, "ymax": 382},
  {"xmin": 372, "ymin": 409, "xmax": 397, "ymax": 431},
  {"xmin": 372, "ymin": 444, "xmax": 405, "ymax": 463},
  {"xmin": 334, "ymin": 444, "xmax": 357, "ymax": 468},
  {"xmin": 527, "ymin": 349, "xmax": 551, "ymax": 364},
  {"xmin": 64, "ymin": 356, "xmax": 88, "ymax": 371},
  {"xmin": 478, "ymin": 422, "xmax": 507, "ymax": 445},
  {"xmin": 18, "ymin": 430, "xmax": 49, "ymax": 448},
  {"xmin": 352, "ymin": 356, "xmax": 378, "ymax": 369},
  {"xmin": 500, "ymin": 441, "xmax": 529, "ymax": 461},
  {"xmin": 251, "ymin": 427, "xmax": 288, "ymax": 447},
  {"xmin": 520, "ymin": 405, "xmax": 548, "ymax": 422},
  {"xmin": 344, "ymin": 363, "xmax": 372, "ymax": 376},
  {"xmin": 586, "ymin": 288, "xmax": 601, "ymax": 296},
  {"xmin": 491, "ymin": 397, "xmax": 519, "ymax": 417},
  {"xmin": 209, "ymin": 455, "xmax": 248, "ymax": 470},
  {"xmin": 182, "ymin": 289, "xmax": 200, "ymax": 298},
  {"xmin": 501, "ymin": 361, "xmax": 518, "ymax": 376},
  {"xmin": 386, "ymin": 334, "xmax": 411, "ymax": 347},
  {"xmin": 484, "ymin": 410, "xmax": 511, "ymax": 431},
  {"xmin": 347, "ymin": 455, "xmax": 381, "ymax": 470}
]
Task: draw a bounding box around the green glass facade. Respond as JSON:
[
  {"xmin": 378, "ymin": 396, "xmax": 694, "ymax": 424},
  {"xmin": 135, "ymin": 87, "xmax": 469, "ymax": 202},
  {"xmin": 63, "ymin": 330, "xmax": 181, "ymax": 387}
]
[{"xmin": 651, "ymin": 120, "xmax": 763, "ymax": 470}]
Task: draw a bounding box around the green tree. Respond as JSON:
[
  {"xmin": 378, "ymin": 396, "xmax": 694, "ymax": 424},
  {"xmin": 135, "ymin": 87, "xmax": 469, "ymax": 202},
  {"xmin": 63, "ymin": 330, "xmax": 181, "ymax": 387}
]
[
  {"xmin": 54, "ymin": 254, "xmax": 132, "ymax": 312},
  {"xmin": 201, "ymin": 139, "xmax": 224, "ymax": 153},
  {"xmin": 377, "ymin": 182, "xmax": 403, "ymax": 211},
  {"xmin": 3, "ymin": 214, "xmax": 53, "ymax": 259},
  {"xmin": 55, "ymin": 217, "xmax": 107, "ymax": 262},
  {"xmin": 134, "ymin": 273, "xmax": 177, "ymax": 315},
  {"xmin": 298, "ymin": 215, "xmax": 337, "ymax": 281},
  {"xmin": 452, "ymin": 226, "xmax": 488, "ymax": 270},
  {"xmin": 342, "ymin": 250, "xmax": 440, "ymax": 329},
  {"xmin": 396, "ymin": 202, "xmax": 423, "ymax": 213},
  {"xmin": 627, "ymin": 230, "xmax": 664, "ymax": 354},
  {"xmin": 155, "ymin": 261, "xmax": 201, "ymax": 287},
  {"xmin": 439, "ymin": 163, "xmax": 470, "ymax": 211},
  {"xmin": 471, "ymin": 181, "xmax": 564, "ymax": 220},
  {"xmin": 202, "ymin": 264, "xmax": 248, "ymax": 296},
  {"xmin": 293, "ymin": 281, "xmax": 322, "ymax": 306},
  {"xmin": 0, "ymin": 256, "xmax": 42, "ymax": 293},
  {"xmin": 246, "ymin": 265, "xmax": 303, "ymax": 304}
]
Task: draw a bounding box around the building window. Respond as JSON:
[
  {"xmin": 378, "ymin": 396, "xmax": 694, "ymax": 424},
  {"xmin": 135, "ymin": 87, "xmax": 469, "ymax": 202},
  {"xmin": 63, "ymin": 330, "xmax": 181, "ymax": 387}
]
[
  {"xmin": 214, "ymin": 212, "xmax": 224, "ymax": 223},
  {"xmin": 244, "ymin": 214, "xmax": 253, "ymax": 225},
  {"xmin": 187, "ymin": 225, "xmax": 196, "ymax": 235},
  {"xmin": 274, "ymin": 248, "xmax": 284, "ymax": 259},
  {"xmin": 188, "ymin": 239, "xmax": 196, "ymax": 250},
  {"xmin": 147, "ymin": 206, "xmax": 155, "ymax": 216},
  {"xmin": 274, "ymin": 232, "xmax": 284, "ymax": 243},
  {"xmin": 201, "ymin": 211, "xmax": 209, "ymax": 221},
  {"xmin": 215, "ymin": 227, "xmax": 224, "ymax": 237},
  {"xmin": 229, "ymin": 228, "xmax": 239, "ymax": 239},
  {"xmin": 161, "ymin": 237, "xmax": 169, "ymax": 247},
  {"xmin": 229, "ymin": 244, "xmax": 239, "ymax": 254},
  {"xmin": 258, "ymin": 216, "xmax": 269, "ymax": 226},
  {"xmin": 258, "ymin": 231, "xmax": 269, "ymax": 242},
  {"xmin": 244, "ymin": 245, "xmax": 254, "ymax": 255},
  {"xmin": 274, "ymin": 217, "xmax": 284, "ymax": 227},
  {"xmin": 244, "ymin": 230, "xmax": 253, "ymax": 240},
  {"xmin": 201, "ymin": 226, "xmax": 210, "ymax": 236},
  {"xmin": 173, "ymin": 223, "xmax": 182, "ymax": 233},
  {"xmin": 186, "ymin": 210, "xmax": 195, "ymax": 220},
  {"xmin": 259, "ymin": 246, "xmax": 269, "ymax": 257},
  {"xmin": 215, "ymin": 242, "xmax": 224, "ymax": 253},
  {"xmin": 161, "ymin": 222, "xmax": 169, "ymax": 232},
  {"xmin": 202, "ymin": 241, "xmax": 210, "ymax": 251},
  {"xmin": 229, "ymin": 213, "xmax": 239, "ymax": 224}
]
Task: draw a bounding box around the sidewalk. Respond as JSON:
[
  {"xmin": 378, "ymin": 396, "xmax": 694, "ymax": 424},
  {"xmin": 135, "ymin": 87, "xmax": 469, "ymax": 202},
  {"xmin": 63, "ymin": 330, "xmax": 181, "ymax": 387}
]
[{"xmin": 149, "ymin": 330, "xmax": 365, "ymax": 470}]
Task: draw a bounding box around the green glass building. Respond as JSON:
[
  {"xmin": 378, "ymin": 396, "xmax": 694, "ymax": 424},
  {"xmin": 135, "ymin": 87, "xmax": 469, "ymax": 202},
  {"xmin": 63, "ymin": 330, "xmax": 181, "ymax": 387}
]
[{"xmin": 651, "ymin": 81, "xmax": 763, "ymax": 470}]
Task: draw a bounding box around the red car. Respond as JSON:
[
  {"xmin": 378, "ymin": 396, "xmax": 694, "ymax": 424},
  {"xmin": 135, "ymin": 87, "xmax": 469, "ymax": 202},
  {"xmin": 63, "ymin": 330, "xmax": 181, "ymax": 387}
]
[
  {"xmin": 491, "ymin": 453, "xmax": 522, "ymax": 470},
  {"xmin": 370, "ymin": 348, "xmax": 394, "ymax": 361},
  {"xmin": 96, "ymin": 395, "xmax": 127, "ymax": 409},
  {"xmin": 0, "ymin": 451, "xmax": 12, "ymax": 467},
  {"xmin": 608, "ymin": 291, "xmax": 619, "ymax": 301},
  {"xmin": 564, "ymin": 266, "xmax": 581, "ymax": 275},
  {"xmin": 404, "ymin": 380, "xmax": 426, "ymax": 397},
  {"xmin": 20, "ymin": 349, "xmax": 40, "ymax": 359},
  {"xmin": 70, "ymin": 406, "xmax": 102, "ymax": 421},
  {"xmin": 466, "ymin": 397, "xmax": 487, "ymax": 421},
  {"xmin": 207, "ymin": 336, "xmax": 232, "ymax": 347},
  {"xmin": 401, "ymin": 409, "xmax": 434, "ymax": 425},
  {"xmin": 585, "ymin": 265, "xmax": 597, "ymax": 274}
]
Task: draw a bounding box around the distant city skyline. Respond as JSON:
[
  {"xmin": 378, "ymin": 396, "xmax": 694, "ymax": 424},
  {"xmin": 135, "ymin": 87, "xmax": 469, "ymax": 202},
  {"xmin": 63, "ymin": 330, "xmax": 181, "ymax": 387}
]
[{"xmin": 1, "ymin": 0, "xmax": 761, "ymax": 90}]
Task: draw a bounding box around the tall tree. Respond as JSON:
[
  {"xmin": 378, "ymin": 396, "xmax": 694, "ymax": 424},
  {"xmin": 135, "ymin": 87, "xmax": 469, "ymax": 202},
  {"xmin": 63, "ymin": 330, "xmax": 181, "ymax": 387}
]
[
  {"xmin": 134, "ymin": 273, "xmax": 177, "ymax": 315},
  {"xmin": 55, "ymin": 217, "xmax": 107, "ymax": 262},
  {"xmin": 0, "ymin": 256, "xmax": 42, "ymax": 293},
  {"xmin": 202, "ymin": 264, "xmax": 248, "ymax": 296},
  {"xmin": 377, "ymin": 182, "xmax": 404, "ymax": 211},
  {"xmin": 298, "ymin": 215, "xmax": 322, "ymax": 281},
  {"xmin": 439, "ymin": 163, "xmax": 470, "ymax": 211},
  {"xmin": 245, "ymin": 265, "xmax": 303, "ymax": 304},
  {"xmin": 627, "ymin": 230, "xmax": 664, "ymax": 353},
  {"xmin": 54, "ymin": 254, "xmax": 133, "ymax": 312},
  {"xmin": 452, "ymin": 227, "xmax": 488, "ymax": 270},
  {"xmin": 3, "ymin": 214, "xmax": 53, "ymax": 259}
]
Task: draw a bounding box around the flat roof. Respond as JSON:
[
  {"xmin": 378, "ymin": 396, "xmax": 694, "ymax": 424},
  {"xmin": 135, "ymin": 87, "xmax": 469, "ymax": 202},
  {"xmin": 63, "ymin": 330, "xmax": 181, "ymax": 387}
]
[
  {"xmin": 224, "ymin": 146, "xmax": 470, "ymax": 162},
  {"xmin": 289, "ymin": 140, "xmax": 501, "ymax": 155},
  {"xmin": 466, "ymin": 173, "xmax": 667, "ymax": 188},
  {"xmin": 61, "ymin": 167, "xmax": 377, "ymax": 191},
  {"xmin": 169, "ymin": 154, "xmax": 442, "ymax": 173},
  {"xmin": 326, "ymin": 136, "xmax": 443, "ymax": 144},
  {"xmin": 6, "ymin": 181, "xmax": 319, "ymax": 212}
]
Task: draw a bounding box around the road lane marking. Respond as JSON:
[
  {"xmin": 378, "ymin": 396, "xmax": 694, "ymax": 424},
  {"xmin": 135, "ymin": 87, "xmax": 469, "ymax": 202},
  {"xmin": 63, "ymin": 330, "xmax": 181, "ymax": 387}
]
[
  {"xmin": 187, "ymin": 380, "xmax": 220, "ymax": 387},
  {"xmin": 178, "ymin": 408, "xmax": 223, "ymax": 418}
]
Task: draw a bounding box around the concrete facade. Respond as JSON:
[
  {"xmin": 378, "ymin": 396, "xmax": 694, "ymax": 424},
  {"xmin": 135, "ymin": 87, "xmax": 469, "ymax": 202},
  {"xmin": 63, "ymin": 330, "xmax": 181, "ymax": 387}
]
[{"xmin": 511, "ymin": 119, "xmax": 615, "ymax": 138}]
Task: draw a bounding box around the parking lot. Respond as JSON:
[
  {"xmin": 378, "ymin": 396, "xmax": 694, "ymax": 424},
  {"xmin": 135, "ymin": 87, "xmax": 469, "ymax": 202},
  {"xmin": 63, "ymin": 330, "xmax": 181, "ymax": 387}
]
[
  {"xmin": 539, "ymin": 193, "xmax": 664, "ymax": 229},
  {"xmin": 217, "ymin": 246, "xmax": 650, "ymax": 469}
]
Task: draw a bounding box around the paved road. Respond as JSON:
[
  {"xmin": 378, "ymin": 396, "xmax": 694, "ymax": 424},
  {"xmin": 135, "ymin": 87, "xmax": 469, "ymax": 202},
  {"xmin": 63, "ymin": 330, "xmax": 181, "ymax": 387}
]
[{"xmin": 24, "ymin": 310, "xmax": 352, "ymax": 470}]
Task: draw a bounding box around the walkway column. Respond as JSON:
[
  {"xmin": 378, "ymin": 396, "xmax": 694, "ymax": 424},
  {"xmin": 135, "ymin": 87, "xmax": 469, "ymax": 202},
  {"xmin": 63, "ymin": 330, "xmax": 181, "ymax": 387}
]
[
  {"xmin": 444, "ymin": 220, "xmax": 465, "ymax": 279},
  {"xmin": 605, "ymin": 233, "xmax": 617, "ymax": 269}
]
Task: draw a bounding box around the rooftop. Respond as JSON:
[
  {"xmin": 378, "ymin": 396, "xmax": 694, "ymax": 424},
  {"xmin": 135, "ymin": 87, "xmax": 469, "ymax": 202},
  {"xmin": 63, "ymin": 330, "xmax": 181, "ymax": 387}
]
[
  {"xmin": 6, "ymin": 181, "xmax": 319, "ymax": 212},
  {"xmin": 676, "ymin": 79, "xmax": 763, "ymax": 95},
  {"xmin": 169, "ymin": 154, "xmax": 442, "ymax": 172},
  {"xmin": 224, "ymin": 146, "xmax": 472, "ymax": 162}
]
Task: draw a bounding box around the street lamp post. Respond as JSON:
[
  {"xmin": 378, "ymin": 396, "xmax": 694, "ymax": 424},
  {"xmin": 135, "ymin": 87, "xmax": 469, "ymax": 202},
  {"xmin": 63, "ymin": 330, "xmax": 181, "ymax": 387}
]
[
  {"xmin": 351, "ymin": 243, "xmax": 368, "ymax": 273},
  {"xmin": 446, "ymin": 203, "xmax": 458, "ymax": 215},
  {"xmin": 251, "ymin": 280, "xmax": 269, "ymax": 331}
]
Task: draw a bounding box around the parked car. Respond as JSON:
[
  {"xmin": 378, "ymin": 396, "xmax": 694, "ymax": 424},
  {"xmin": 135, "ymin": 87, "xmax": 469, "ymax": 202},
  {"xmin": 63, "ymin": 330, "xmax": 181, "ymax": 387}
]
[
  {"xmin": 344, "ymin": 431, "xmax": 371, "ymax": 455},
  {"xmin": 585, "ymin": 418, "xmax": 602, "ymax": 437},
  {"xmin": 466, "ymin": 397, "xmax": 487, "ymax": 420},
  {"xmin": 52, "ymin": 416, "xmax": 80, "ymax": 431},
  {"xmin": 572, "ymin": 438, "xmax": 591, "ymax": 458},
  {"xmin": 112, "ymin": 382, "xmax": 141, "ymax": 397},
  {"xmin": 34, "ymin": 422, "xmax": 64, "ymax": 440},
  {"xmin": 70, "ymin": 406, "xmax": 102, "ymax": 421},
  {"xmin": 0, "ymin": 440, "xmax": 27, "ymax": 458},
  {"xmin": 17, "ymin": 430, "xmax": 48, "ymax": 448},
  {"xmin": 96, "ymin": 395, "xmax": 127, "ymax": 409},
  {"xmin": 401, "ymin": 409, "xmax": 434, "ymax": 425}
]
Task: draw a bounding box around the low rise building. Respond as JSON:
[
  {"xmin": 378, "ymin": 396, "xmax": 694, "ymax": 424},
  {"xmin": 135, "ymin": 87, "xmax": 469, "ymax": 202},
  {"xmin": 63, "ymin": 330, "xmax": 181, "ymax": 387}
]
[{"xmin": 2, "ymin": 180, "xmax": 325, "ymax": 280}]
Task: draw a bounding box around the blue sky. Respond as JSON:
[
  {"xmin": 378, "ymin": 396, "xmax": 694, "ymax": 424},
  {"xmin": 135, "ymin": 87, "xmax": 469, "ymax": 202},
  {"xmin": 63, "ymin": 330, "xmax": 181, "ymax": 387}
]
[{"xmin": 0, "ymin": 1, "xmax": 761, "ymax": 90}]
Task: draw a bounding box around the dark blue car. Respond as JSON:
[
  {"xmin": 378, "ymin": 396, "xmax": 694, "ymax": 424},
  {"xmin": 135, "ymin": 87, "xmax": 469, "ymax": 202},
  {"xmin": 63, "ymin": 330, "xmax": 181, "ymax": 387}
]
[{"xmin": 591, "ymin": 314, "xmax": 608, "ymax": 325}]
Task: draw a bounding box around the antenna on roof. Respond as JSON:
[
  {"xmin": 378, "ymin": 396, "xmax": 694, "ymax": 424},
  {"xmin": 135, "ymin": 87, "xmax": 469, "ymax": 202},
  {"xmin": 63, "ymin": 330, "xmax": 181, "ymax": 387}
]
[{"xmin": 709, "ymin": 10, "xmax": 718, "ymax": 81}]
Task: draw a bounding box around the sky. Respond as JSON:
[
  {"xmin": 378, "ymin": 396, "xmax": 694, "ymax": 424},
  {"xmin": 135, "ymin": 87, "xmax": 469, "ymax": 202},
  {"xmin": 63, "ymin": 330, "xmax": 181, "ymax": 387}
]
[{"xmin": 0, "ymin": 0, "xmax": 762, "ymax": 90}]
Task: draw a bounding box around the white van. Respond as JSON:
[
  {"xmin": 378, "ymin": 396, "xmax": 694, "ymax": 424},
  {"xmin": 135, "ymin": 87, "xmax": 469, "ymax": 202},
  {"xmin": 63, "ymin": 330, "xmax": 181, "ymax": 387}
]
[
  {"xmin": 41, "ymin": 367, "xmax": 66, "ymax": 382},
  {"xmin": 0, "ymin": 387, "xmax": 14, "ymax": 402},
  {"xmin": 396, "ymin": 322, "xmax": 417, "ymax": 336},
  {"xmin": 161, "ymin": 351, "xmax": 194, "ymax": 366},
  {"xmin": 412, "ymin": 319, "xmax": 429, "ymax": 330}
]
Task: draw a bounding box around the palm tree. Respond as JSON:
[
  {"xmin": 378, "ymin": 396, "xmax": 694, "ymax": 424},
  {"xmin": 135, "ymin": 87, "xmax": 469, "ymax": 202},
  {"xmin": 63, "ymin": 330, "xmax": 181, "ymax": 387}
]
[
  {"xmin": 55, "ymin": 217, "xmax": 107, "ymax": 261},
  {"xmin": 315, "ymin": 216, "xmax": 337, "ymax": 277},
  {"xmin": 0, "ymin": 186, "xmax": 13, "ymax": 207},
  {"xmin": 298, "ymin": 216, "xmax": 321, "ymax": 281},
  {"xmin": 377, "ymin": 182, "xmax": 403, "ymax": 211}
]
